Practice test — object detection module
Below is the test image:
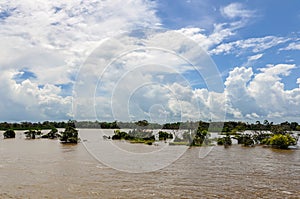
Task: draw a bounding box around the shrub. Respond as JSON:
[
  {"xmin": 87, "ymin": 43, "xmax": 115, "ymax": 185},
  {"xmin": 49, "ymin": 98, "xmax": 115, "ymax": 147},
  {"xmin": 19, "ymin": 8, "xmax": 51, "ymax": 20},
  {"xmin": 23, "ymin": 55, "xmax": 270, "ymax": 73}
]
[
  {"xmin": 235, "ymin": 134, "xmax": 254, "ymax": 146},
  {"xmin": 223, "ymin": 134, "xmax": 232, "ymax": 146},
  {"xmin": 24, "ymin": 130, "xmax": 41, "ymax": 139},
  {"xmin": 3, "ymin": 129, "xmax": 15, "ymax": 139},
  {"xmin": 60, "ymin": 126, "xmax": 79, "ymax": 144},
  {"xmin": 158, "ymin": 131, "xmax": 173, "ymax": 140},
  {"xmin": 217, "ymin": 138, "xmax": 224, "ymax": 145},
  {"xmin": 41, "ymin": 127, "xmax": 59, "ymax": 139},
  {"xmin": 268, "ymin": 134, "xmax": 296, "ymax": 149}
]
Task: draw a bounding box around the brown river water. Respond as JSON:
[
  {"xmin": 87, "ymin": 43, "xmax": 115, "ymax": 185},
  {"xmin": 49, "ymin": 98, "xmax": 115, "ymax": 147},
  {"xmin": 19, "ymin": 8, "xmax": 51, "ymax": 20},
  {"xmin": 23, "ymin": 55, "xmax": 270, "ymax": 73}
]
[{"xmin": 0, "ymin": 129, "xmax": 299, "ymax": 199}]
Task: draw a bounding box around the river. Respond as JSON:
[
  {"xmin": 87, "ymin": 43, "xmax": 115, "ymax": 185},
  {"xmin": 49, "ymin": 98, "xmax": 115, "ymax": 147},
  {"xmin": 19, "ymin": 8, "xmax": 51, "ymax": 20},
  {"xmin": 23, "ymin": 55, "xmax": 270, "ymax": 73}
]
[{"xmin": 0, "ymin": 129, "xmax": 299, "ymax": 198}]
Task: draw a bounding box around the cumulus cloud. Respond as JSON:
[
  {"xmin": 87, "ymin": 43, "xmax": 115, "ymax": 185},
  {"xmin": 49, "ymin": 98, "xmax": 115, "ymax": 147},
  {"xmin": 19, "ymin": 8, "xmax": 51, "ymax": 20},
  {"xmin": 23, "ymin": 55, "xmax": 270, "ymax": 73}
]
[
  {"xmin": 224, "ymin": 64, "xmax": 300, "ymax": 121},
  {"xmin": 0, "ymin": 0, "xmax": 160, "ymax": 121},
  {"xmin": 0, "ymin": 0, "xmax": 299, "ymax": 123},
  {"xmin": 96, "ymin": 62, "xmax": 300, "ymax": 123},
  {"xmin": 73, "ymin": 30, "xmax": 225, "ymax": 122},
  {"xmin": 0, "ymin": 70, "xmax": 72, "ymax": 121}
]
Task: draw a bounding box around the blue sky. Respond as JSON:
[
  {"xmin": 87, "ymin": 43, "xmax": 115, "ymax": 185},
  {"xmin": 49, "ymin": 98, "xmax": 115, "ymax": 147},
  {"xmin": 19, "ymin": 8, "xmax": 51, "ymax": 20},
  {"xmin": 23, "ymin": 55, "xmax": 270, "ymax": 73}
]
[{"xmin": 0, "ymin": 0, "xmax": 299, "ymax": 123}]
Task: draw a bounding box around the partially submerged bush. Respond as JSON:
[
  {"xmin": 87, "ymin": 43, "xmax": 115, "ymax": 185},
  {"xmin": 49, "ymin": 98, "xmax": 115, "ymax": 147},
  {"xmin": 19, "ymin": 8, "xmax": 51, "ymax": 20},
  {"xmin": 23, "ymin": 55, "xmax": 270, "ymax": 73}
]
[
  {"xmin": 112, "ymin": 129, "xmax": 155, "ymax": 145},
  {"xmin": 217, "ymin": 137, "xmax": 224, "ymax": 145},
  {"xmin": 158, "ymin": 131, "xmax": 173, "ymax": 140},
  {"xmin": 60, "ymin": 126, "xmax": 79, "ymax": 144},
  {"xmin": 235, "ymin": 134, "xmax": 254, "ymax": 146},
  {"xmin": 41, "ymin": 127, "xmax": 60, "ymax": 139},
  {"xmin": 268, "ymin": 134, "xmax": 296, "ymax": 149},
  {"xmin": 3, "ymin": 129, "xmax": 15, "ymax": 139},
  {"xmin": 24, "ymin": 130, "xmax": 42, "ymax": 139}
]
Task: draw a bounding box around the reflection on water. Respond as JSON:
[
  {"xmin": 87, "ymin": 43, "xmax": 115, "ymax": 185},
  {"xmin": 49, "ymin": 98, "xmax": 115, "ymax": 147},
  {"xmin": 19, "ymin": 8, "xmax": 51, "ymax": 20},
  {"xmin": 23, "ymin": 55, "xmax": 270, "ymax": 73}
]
[{"xmin": 0, "ymin": 129, "xmax": 299, "ymax": 198}]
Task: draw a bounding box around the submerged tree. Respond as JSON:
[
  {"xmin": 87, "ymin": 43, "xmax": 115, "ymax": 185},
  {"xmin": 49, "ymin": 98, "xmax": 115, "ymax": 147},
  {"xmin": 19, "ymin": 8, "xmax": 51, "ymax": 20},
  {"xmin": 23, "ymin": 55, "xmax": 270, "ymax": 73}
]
[
  {"xmin": 158, "ymin": 131, "xmax": 173, "ymax": 140},
  {"xmin": 235, "ymin": 134, "xmax": 254, "ymax": 146},
  {"xmin": 41, "ymin": 127, "xmax": 60, "ymax": 139},
  {"xmin": 3, "ymin": 129, "xmax": 16, "ymax": 139},
  {"xmin": 24, "ymin": 130, "xmax": 42, "ymax": 139},
  {"xmin": 217, "ymin": 133, "xmax": 232, "ymax": 147},
  {"xmin": 60, "ymin": 126, "xmax": 79, "ymax": 144},
  {"xmin": 266, "ymin": 134, "xmax": 296, "ymax": 149}
]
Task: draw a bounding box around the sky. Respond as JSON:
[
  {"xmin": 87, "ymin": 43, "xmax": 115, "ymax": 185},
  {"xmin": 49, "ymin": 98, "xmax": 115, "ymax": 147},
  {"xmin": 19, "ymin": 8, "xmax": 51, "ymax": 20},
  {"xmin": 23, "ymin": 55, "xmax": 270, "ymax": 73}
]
[{"xmin": 0, "ymin": 0, "xmax": 299, "ymax": 123}]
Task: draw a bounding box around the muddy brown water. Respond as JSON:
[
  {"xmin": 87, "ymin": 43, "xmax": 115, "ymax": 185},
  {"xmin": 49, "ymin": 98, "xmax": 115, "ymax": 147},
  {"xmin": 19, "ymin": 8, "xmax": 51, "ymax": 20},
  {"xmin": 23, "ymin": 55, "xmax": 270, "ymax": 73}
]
[{"xmin": 0, "ymin": 129, "xmax": 299, "ymax": 199}]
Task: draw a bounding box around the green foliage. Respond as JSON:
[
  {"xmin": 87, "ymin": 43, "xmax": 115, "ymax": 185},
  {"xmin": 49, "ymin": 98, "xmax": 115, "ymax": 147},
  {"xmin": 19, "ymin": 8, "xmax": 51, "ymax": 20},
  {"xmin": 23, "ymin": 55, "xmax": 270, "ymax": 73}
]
[
  {"xmin": 217, "ymin": 138, "xmax": 224, "ymax": 145},
  {"xmin": 0, "ymin": 120, "xmax": 299, "ymax": 132},
  {"xmin": 128, "ymin": 129, "xmax": 154, "ymax": 140},
  {"xmin": 112, "ymin": 130, "xmax": 132, "ymax": 140},
  {"xmin": 223, "ymin": 134, "xmax": 232, "ymax": 146},
  {"xmin": 112, "ymin": 129, "xmax": 155, "ymax": 145},
  {"xmin": 24, "ymin": 129, "xmax": 41, "ymax": 139},
  {"xmin": 188, "ymin": 129, "xmax": 210, "ymax": 146},
  {"xmin": 3, "ymin": 129, "xmax": 15, "ymax": 139},
  {"xmin": 178, "ymin": 129, "xmax": 210, "ymax": 146},
  {"xmin": 268, "ymin": 134, "xmax": 296, "ymax": 149},
  {"xmin": 60, "ymin": 126, "xmax": 79, "ymax": 144},
  {"xmin": 145, "ymin": 140, "xmax": 153, "ymax": 145},
  {"xmin": 158, "ymin": 131, "xmax": 173, "ymax": 140},
  {"xmin": 235, "ymin": 134, "xmax": 254, "ymax": 146},
  {"xmin": 135, "ymin": 120, "xmax": 149, "ymax": 127},
  {"xmin": 252, "ymin": 131, "xmax": 272, "ymax": 144},
  {"xmin": 271, "ymin": 125, "xmax": 288, "ymax": 134},
  {"xmin": 217, "ymin": 134, "xmax": 232, "ymax": 146},
  {"xmin": 41, "ymin": 127, "xmax": 59, "ymax": 139}
]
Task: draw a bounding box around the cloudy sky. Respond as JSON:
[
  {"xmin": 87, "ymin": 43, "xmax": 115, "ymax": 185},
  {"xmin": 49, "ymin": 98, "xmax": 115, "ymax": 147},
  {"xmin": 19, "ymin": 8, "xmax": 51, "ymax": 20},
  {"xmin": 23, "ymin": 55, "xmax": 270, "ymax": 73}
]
[{"xmin": 0, "ymin": 0, "xmax": 299, "ymax": 123}]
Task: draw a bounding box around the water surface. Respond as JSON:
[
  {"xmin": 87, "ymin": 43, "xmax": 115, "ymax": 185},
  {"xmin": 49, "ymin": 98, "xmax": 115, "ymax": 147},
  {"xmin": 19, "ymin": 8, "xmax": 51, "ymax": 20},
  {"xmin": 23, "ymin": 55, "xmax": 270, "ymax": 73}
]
[{"xmin": 0, "ymin": 129, "xmax": 299, "ymax": 198}]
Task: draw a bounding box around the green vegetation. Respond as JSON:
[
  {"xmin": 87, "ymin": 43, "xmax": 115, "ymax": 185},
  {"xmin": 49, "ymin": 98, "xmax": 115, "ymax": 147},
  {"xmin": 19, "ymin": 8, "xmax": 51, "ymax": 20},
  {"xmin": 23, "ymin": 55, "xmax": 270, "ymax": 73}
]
[
  {"xmin": 232, "ymin": 128, "xmax": 298, "ymax": 149},
  {"xmin": 234, "ymin": 134, "xmax": 255, "ymax": 146},
  {"xmin": 169, "ymin": 142, "xmax": 188, "ymax": 146},
  {"xmin": 24, "ymin": 129, "xmax": 42, "ymax": 139},
  {"xmin": 158, "ymin": 131, "xmax": 173, "ymax": 140},
  {"xmin": 3, "ymin": 129, "xmax": 16, "ymax": 139},
  {"xmin": 1, "ymin": 119, "xmax": 299, "ymax": 150},
  {"xmin": 217, "ymin": 134, "xmax": 232, "ymax": 147},
  {"xmin": 217, "ymin": 138, "xmax": 224, "ymax": 145},
  {"xmin": 0, "ymin": 121, "xmax": 72, "ymax": 130},
  {"xmin": 41, "ymin": 127, "xmax": 60, "ymax": 139},
  {"xmin": 171, "ymin": 127, "xmax": 210, "ymax": 146},
  {"xmin": 112, "ymin": 130, "xmax": 131, "ymax": 140},
  {"xmin": 60, "ymin": 126, "xmax": 79, "ymax": 144},
  {"xmin": 112, "ymin": 129, "xmax": 155, "ymax": 145},
  {"xmin": 191, "ymin": 129, "xmax": 210, "ymax": 146},
  {"xmin": 265, "ymin": 134, "xmax": 297, "ymax": 149},
  {"xmin": 1, "ymin": 120, "xmax": 300, "ymax": 133}
]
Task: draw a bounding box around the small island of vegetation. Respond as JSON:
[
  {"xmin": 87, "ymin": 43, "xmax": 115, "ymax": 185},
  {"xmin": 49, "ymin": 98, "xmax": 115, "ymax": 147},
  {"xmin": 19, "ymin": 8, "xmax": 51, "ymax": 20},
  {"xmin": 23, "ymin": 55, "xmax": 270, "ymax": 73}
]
[{"xmin": 3, "ymin": 129, "xmax": 16, "ymax": 139}]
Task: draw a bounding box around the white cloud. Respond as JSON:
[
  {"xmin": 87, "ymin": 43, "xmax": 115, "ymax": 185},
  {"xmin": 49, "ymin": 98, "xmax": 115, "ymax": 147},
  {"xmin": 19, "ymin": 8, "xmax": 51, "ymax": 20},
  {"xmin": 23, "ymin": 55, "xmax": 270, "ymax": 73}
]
[
  {"xmin": 0, "ymin": 1, "xmax": 299, "ymax": 123},
  {"xmin": 73, "ymin": 29, "xmax": 226, "ymax": 122},
  {"xmin": 248, "ymin": 54, "xmax": 263, "ymax": 62},
  {"xmin": 0, "ymin": 0, "xmax": 160, "ymax": 121},
  {"xmin": 211, "ymin": 36, "xmax": 289, "ymax": 55},
  {"xmin": 221, "ymin": 3, "xmax": 254, "ymax": 19},
  {"xmin": 0, "ymin": 70, "xmax": 72, "ymax": 121},
  {"xmin": 224, "ymin": 64, "xmax": 300, "ymax": 121},
  {"xmin": 0, "ymin": 0, "xmax": 160, "ymax": 75},
  {"xmin": 281, "ymin": 42, "xmax": 300, "ymax": 51}
]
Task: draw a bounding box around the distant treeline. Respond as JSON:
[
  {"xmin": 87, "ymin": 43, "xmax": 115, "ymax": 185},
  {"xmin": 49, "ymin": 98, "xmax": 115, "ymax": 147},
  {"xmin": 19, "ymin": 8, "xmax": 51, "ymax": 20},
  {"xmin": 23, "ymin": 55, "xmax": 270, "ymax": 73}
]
[{"xmin": 0, "ymin": 120, "xmax": 299, "ymax": 132}]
